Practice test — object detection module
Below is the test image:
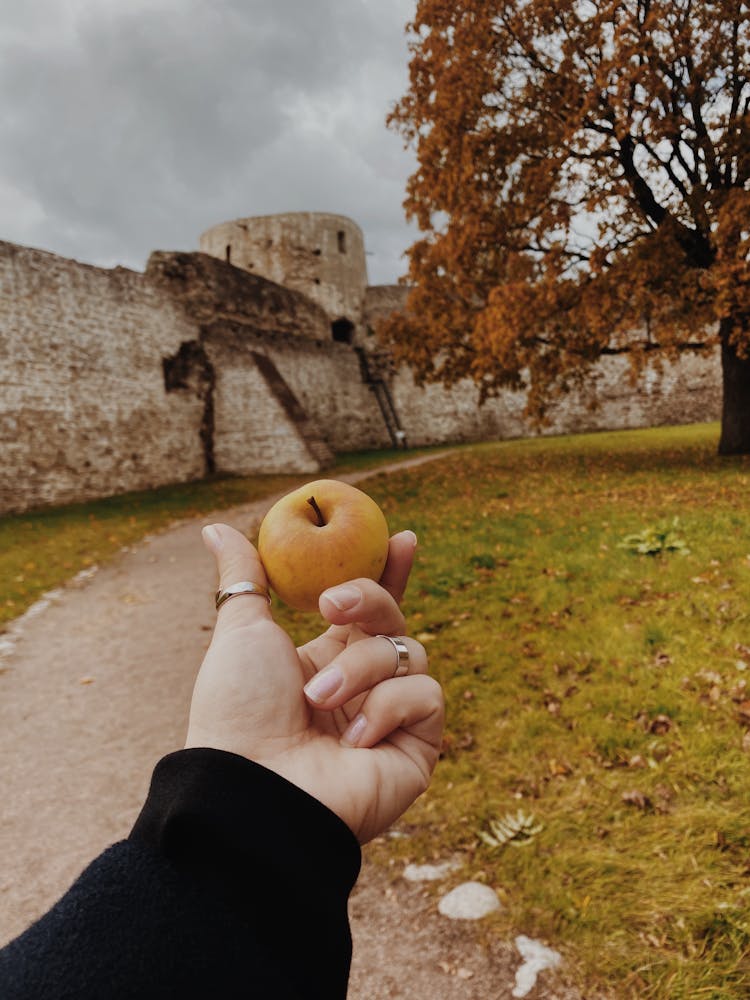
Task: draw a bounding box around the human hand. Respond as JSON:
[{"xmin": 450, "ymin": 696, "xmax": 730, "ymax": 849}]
[{"xmin": 185, "ymin": 522, "xmax": 444, "ymax": 844}]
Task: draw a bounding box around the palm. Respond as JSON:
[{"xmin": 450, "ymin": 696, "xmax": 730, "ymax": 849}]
[{"xmin": 187, "ymin": 524, "xmax": 443, "ymax": 844}]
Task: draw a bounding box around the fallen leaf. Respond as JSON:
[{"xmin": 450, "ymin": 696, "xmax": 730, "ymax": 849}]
[
  {"xmin": 649, "ymin": 714, "xmax": 673, "ymax": 735},
  {"xmin": 622, "ymin": 790, "xmax": 653, "ymax": 811},
  {"xmin": 78, "ymin": 676, "xmax": 95, "ymax": 685},
  {"xmin": 549, "ymin": 758, "xmax": 573, "ymax": 776},
  {"xmin": 654, "ymin": 784, "xmax": 675, "ymax": 812}
]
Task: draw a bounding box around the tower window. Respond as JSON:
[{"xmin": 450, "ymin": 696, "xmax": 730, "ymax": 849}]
[
  {"xmin": 225, "ymin": 244, "xmax": 231, "ymax": 263},
  {"xmin": 337, "ymin": 230, "xmax": 346, "ymax": 254},
  {"xmin": 331, "ymin": 318, "xmax": 355, "ymax": 344}
]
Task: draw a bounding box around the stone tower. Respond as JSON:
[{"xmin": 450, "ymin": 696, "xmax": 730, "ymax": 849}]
[{"xmin": 199, "ymin": 212, "xmax": 368, "ymax": 344}]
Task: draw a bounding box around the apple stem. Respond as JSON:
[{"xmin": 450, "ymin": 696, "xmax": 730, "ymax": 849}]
[{"xmin": 307, "ymin": 496, "xmax": 326, "ymax": 527}]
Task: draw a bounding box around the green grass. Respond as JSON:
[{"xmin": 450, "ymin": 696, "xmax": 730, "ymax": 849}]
[
  {"xmin": 0, "ymin": 445, "xmax": 438, "ymax": 628},
  {"xmin": 274, "ymin": 422, "xmax": 750, "ymax": 998},
  {"xmin": 6, "ymin": 421, "xmax": 750, "ymax": 994}
]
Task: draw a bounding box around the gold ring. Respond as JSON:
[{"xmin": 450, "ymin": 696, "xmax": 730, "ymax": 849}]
[
  {"xmin": 376, "ymin": 634, "xmax": 410, "ymax": 677},
  {"xmin": 215, "ymin": 581, "xmax": 271, "ymax": 610}
]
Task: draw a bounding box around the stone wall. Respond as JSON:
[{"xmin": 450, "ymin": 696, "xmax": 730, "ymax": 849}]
[
  {"xmin": 147, "ymin": 252, "xmax": 390, "ymax": 460},
  {"xmin": 391, "ymin": 350, "xmax": 721, "ymax": 446},
  {"xmin": 0, "ymin": 239, "xmax": 723, "ymax": 515},
  {"xmin": 199, "ymin": 213, "xmax": 367, "ymax": 333},
  {"xmin": 0, "ymin": 241, "xmax": 206, "ymax": 512},
  {"xmin": 363, "ymin": 284, "xmax": 410, "ymax": 332}
]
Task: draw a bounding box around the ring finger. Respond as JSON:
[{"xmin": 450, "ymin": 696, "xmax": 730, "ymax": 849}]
[{"xmin": 302, "ymin": 634, "xmax": 428, "ymax": 710}]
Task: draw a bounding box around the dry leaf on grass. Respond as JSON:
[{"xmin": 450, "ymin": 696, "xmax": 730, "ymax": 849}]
[{"xmin": 622, "ymin": 790, "xmax": 653, "ymax": 811}]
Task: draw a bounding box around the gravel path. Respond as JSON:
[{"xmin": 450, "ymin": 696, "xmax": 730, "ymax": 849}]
[{"xmin": 0, "ymin": 455, "xmax": 582, "ymax": 998}]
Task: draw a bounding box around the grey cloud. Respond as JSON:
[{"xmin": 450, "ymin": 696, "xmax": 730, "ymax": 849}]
[{"xmin": 0, "ymin": 0, "xmax": 417, "ymax": 282}]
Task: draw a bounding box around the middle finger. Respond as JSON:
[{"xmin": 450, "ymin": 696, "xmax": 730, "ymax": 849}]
[{"xmin": 303, "ymin": 634, "xmax": 428, "ymax": 709}]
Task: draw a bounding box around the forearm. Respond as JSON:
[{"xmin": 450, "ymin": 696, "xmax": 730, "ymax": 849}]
[{"xmin": 0, "ymin": 749, "xmax": 361, "ymax": 1000}]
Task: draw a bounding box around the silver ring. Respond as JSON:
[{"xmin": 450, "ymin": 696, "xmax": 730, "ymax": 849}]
[
  {"xmin": 215, "ymin": 581, "xmax": 271, "ymax": 610},
  {"xmin": 376, "ymin": 634, "xmax": 410, "ymax": 677}
]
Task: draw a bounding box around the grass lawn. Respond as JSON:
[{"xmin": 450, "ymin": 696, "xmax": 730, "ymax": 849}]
[
  {"xmin": 0, "ymin": 444, "xmax": 442, "ymax": 628},
  {"xmin": 5, "ymin": 422, "xmax": 750, "ymax": 995},
  {"xmin": 276, "ymin": 421, "xmax": 750, "ymax": 998}
]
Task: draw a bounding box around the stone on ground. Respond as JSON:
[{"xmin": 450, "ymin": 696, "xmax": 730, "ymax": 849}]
[
  {"xmin": 403, "ymin": 859, "xmax": 461, "ymax": 882},
  {"xmin": 438, "ymin": 882, "xmax": 501, "ymax": 920}
]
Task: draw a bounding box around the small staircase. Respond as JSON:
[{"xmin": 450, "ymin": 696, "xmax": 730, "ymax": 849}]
[{"xmin": 354, "ymin": 347, "xmax": 407, "ymax": 449}]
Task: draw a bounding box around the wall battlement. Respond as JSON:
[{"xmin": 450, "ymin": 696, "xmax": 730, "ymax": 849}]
[{"xmin": 0, "ymin": 215, "xmax": 721, "ymax": 514}]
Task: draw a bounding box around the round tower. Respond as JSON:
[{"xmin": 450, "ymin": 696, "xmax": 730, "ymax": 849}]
[{"xmin": 199, "ymin": 212, "xmax": 367, "ymax": 343}]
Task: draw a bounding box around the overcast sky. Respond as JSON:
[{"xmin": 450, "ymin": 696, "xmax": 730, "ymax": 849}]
[{"xmin": 0, "ymin": 0, "xmax": 419, "ymax": 285}]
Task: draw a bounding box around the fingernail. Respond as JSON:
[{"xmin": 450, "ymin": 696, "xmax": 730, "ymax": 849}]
[
  {"xmin": 341, "ymin": 713, "xmax": 367, "ymax": 747},
  {"xmin": 403, "ymin": 530, "xmax": 418, "ymax": 547},
  {"xmin": 321, "ymin": 584, "xmax": 361, "ymax": 611},
  {"xmin": 202, "ymin": 524, "xmax": 223, "ymax": 553},
  {"xmin": 304, "ymin": 666, "xmax": 343, "ymax": 704}
]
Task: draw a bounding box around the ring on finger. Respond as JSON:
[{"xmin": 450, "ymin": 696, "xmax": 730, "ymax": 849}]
[
  {"xmin": 215, "ymin": 581, "xmax": 271, "ymax": 610},
  {"xmin": 376, "ymin": 634, "xmax": 410, "ymax": 677}
]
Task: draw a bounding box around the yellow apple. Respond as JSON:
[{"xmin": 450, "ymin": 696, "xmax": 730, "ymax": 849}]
[{"xmin": 257, "ymin": 479, "xmax": 390, "ymax": 611}]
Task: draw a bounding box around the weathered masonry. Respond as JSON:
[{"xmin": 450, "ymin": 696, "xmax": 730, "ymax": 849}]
[{"xmin": 0, "ymin": 212, "xmax": 721, "ymax": 514}]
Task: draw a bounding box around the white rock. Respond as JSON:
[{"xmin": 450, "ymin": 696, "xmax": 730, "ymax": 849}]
[
  {"xmin": 437, "ymin": 881, "xmax": 501, "ymax": 919},
  {"xmin": 403, "ymin": 859, "xmax": 461, "ymax": 882},
  {"xmin": 511, "ymin": 935, "xmax": 562, "ymax": 998}
]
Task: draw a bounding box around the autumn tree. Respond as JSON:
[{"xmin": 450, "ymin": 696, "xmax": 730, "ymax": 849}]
[{"xmin": 383, "ymin": 0, "xmax": 750, "ymax": 453}]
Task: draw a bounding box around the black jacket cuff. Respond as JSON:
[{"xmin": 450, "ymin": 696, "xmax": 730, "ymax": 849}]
[{"xmin": 129, "ymin": 748, "xmax": 361, "ymax": 996}]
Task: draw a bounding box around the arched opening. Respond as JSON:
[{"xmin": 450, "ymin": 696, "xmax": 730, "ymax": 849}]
[
  {"xmin": 225, "ymin": 244, "xmax": 231, "ymax": 263},
  {"xmin": 337, "ymin": 230, "xmax": 346, "ymax": 254},
  {"xmin": 331, "ymin": 318, "xmax": 355, "ymax": 344}
]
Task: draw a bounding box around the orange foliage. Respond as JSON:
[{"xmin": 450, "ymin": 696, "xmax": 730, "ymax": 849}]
[{"xmin": 382, "ymin": 0, "xmax": 750, "ymax": 436}]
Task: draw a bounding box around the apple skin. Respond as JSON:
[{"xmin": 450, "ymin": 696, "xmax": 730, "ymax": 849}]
[{"xmin": 257, "ymin": 479, "xmax": 390, "ymax": 612}]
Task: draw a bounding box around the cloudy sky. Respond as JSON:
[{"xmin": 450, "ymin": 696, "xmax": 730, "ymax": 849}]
[{"xmin": 0, "ymin": 0, "xmax": 419, "ymax": 285}]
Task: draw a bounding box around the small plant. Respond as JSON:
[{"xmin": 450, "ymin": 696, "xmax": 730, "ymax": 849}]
[
  {"xmin": 470, "ymin": 553, "xmax": 497, "ymax": 570},
  {"xmin": 479, "ymin": 810, "xmax": 543, "ymax": 849},
  {"xmin": 619, "ymin": 518, "xmax": 690, "ymax": 556}
]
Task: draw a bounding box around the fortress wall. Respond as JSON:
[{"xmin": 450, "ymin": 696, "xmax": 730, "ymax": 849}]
[
  {"xmin": 363, "ymin": 285, "xmax": 410, "ymax": 332},
  {"xmin": 0, "ymin": 241, "xmax": 207, "ymax": 513},
  {"xmin": 261, "ymin": 339, "xmax": 392, "ymax": 453},
  {"xmin": 0, "ymin": 238, "xmax": 723, "ymax": 515},
  {"xmin": 199, "ymin": 213, "xmax": 367, "ymax": 328},
  {"xmin": 147, "ymin": 252, "xmax": 393, "ymax": 456},
  {"xmin": 200, "ymin": 326, "xmax": 329, "ymax": 475},
  {"xmin": 391, "ymin": 348, "xmax": 721, "ymax": 446},
  {"xmin": 145, "ymin": 251, "xmax": 331, "ymax": 342}
]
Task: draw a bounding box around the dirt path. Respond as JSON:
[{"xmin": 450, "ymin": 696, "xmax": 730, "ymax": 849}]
[{"xmin": 0, "ymin": 455, "xmax": 580, "ymax": 998}]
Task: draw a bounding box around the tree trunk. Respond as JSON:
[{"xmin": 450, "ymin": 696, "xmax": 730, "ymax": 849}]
[{"xmin": 718, "ymin": 319, "xmax": 750, "ymax": 455}]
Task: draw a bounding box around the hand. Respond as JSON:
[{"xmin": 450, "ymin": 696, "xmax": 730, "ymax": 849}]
[{"xmin": 185, "ymin": 523, "xmax": 444, "ymax": 844}]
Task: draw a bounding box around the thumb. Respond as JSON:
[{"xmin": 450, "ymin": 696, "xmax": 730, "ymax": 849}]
[{"xmin": 203, "ymin": 523, "xmax": 273, "ymax": 625}]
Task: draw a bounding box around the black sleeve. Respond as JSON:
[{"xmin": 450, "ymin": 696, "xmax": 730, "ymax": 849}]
[{"xmin": 0, "ymin": 748, "xmax": 361, "ymax": 1000}]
